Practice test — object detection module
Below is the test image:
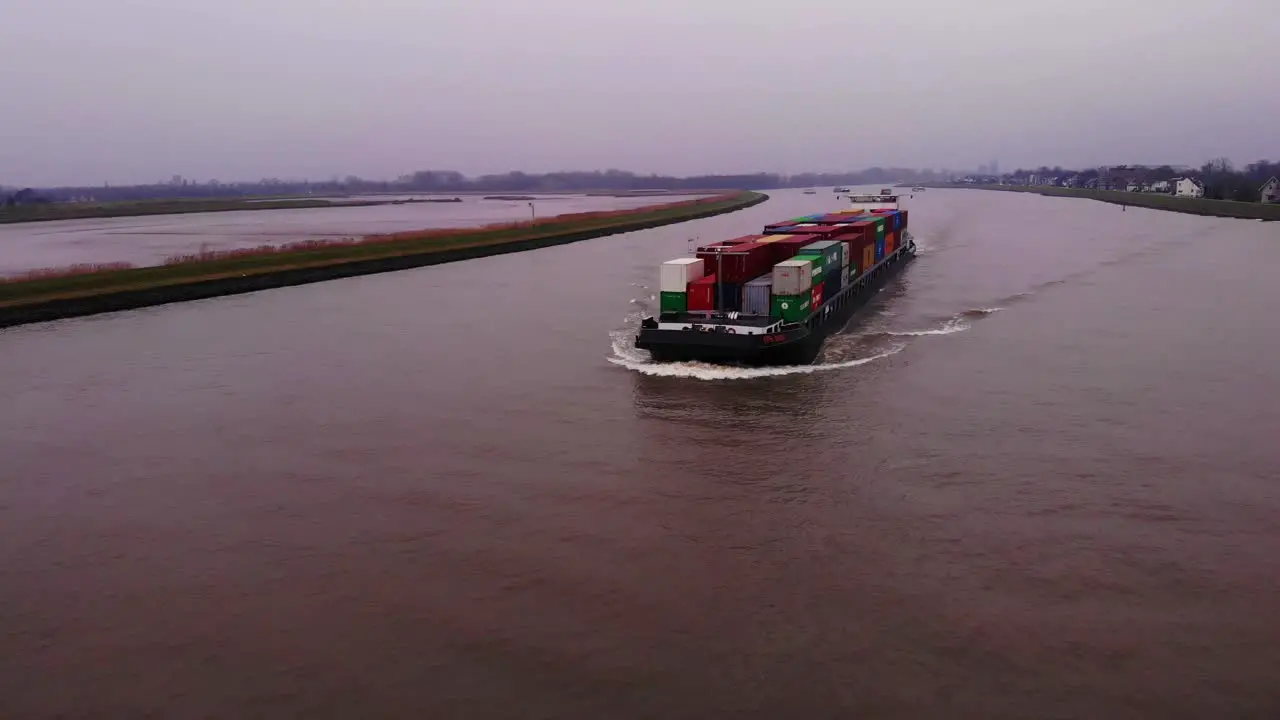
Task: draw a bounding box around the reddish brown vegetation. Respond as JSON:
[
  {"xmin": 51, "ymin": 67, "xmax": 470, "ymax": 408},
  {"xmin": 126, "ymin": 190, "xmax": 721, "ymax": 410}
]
[{"xmin": 0, "ymin": 262, "xmax": 136, "ymax": 284}]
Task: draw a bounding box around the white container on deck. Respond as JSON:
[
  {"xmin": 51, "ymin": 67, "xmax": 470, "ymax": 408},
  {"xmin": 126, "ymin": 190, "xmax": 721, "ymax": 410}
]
[
  {"xmin": 660, "ymin": 258, "xmax": 705, "ymax": 293},
  {"xmin": 772, "ymin": 258, "xmax": 814, "ymax": 296}
]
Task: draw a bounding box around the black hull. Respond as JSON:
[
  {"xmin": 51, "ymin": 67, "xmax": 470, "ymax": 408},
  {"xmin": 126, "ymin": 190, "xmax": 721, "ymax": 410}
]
[{"xmin": 635, "ymin": 240, "xmax": 916, "ymax": 366}]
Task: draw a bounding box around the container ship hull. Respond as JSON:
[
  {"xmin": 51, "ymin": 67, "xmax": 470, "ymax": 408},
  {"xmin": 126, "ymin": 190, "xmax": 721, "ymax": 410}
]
[{"xmin": 634, "ymin": 193, "xmax": 915, "ymax": 366}]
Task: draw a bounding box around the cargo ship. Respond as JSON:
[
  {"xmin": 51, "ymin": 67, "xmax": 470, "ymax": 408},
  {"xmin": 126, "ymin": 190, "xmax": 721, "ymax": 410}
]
[{"xmin": 635, "ymin": 192, "xmax": 915, "ymax": 365}]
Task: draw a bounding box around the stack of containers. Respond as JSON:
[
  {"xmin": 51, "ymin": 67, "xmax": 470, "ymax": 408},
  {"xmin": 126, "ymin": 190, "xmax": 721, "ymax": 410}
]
[
  {"xmin": 659, "ymin": 258, "xmax": 704, "ymax": 313},
  {"xmin": 693, "ymin": 241, "xmax": 774, "ymax": 312},
  {"xmin": 795, "ymin": 240, "xmax": 844, "ymax": 300},
  {"xmin": 760, "ymin": 223, "xmax": 854, "ymax": 239},
  {"xmin": 852, "ymin": 216, "xmax": 887, "ymax": 262},
  {"xmin": 770, "ymin": 258, "xmax": 815, "ymax": 322},
  {"xmin": 843, "ymin": 220, "xmax": 878, "ymax": 274}
]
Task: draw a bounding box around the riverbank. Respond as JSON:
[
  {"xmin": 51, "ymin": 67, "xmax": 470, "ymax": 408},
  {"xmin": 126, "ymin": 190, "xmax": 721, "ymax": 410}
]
[
  {"xmin": 921, "ymin": 183, "xmax": 1280, "ymax": 221},
  {"xmin": 0, "ymin": 191, "xmax": 767, "ymax": 328},
  {"xmin": 0, "ymin": 197, "xmax": 458, "ymax": 225}
]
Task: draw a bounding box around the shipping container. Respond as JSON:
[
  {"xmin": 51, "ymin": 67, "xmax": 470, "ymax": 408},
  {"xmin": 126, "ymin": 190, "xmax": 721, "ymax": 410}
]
[
  {"xmin": 659, "ymin": 291, "xmax": 687, "ymax": 313},
  {"xmin": 756, "ymin": 234, "xmax": 796, "ymax": 243},
  {"xmin": 719, "ymin": 282, "xmax": 743, "ymax": 312},
  {"xmin": 768, "ymin": 235, "xmax": 821, "ymax": 264},
  {"xmin": 900, "ymin": 209, "xmax": 909, "ymax": 230},
  {"xmin": 695, "ymin": 241, "xmax": 774, "ymax": 284},
  {"xmin": 741, "ymin": 275, "xmax": 772, "ymax": 315},
  {"xmin": 687, "ymin": 274, "xmax": 717, "ymax": 311},
  {"xmin": 861, "ymin": 242, "xmax": 875, "ymax": 273},
  {"xmin": 772, "ymin": 258, "xmax": 814, "ymax": 296},
  {"xmin": 770, "ymin": 293, "xmax": 811, "ymax": 322},
  {"xmin": 857, "ymin": 217, "xmax": 886, "ymax": 240},
  {"xmin": 834, "ymin": 235, "xmax": 861, "ymax": 270},
  {"xmin": 811, "ymin": 283, "xmax": 824, "ymax": 309},
  {"xmin": 660, "ymin": 258, "xmax": 705, "ymax": 293},
  {"xmin": 842, "ymin": 266, "xmax": 851, "ymax": 287},
  {"xmin": 822, "ymin": 269, "xmax": 840, "ymax": 300},
  {"xmin": 796, "ymin": 239, "xmax": 843, "ymax": 272},
  {"xmin": 798, "ymin": 251, "xmax": 827, "ymax": 284},
  {"xmin": 875, "ymin": 237, "xmax": 886, "ymax": 262},
  {"xmin": 695, "ymin": 235, "xmax": 763, "ymax": 253}
]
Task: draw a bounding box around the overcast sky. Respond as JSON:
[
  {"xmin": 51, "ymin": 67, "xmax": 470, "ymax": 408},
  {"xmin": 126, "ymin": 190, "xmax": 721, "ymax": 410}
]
[{"xmin": 2, "ymin": 0, "xmax": 1276, "ymax": 186}]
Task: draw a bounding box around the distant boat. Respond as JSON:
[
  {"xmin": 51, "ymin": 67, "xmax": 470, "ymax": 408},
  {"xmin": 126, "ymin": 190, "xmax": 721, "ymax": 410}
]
[
  {"xmin": 803, "ymin": 188, "xmax": 817, "ymax": 195},
  {"xmin": 911, "ymin": 187, "xmax": 926, "ymax": 192},
  {"xmin": 834, "ymin": 187, "xmax": 851, "ymax": 193}
]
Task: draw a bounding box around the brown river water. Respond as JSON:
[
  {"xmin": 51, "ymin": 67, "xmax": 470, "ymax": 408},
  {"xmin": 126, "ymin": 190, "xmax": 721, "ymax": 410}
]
[{"xmin": 2, "ymin": 188, "xmax": 1279, "ymax": 718}]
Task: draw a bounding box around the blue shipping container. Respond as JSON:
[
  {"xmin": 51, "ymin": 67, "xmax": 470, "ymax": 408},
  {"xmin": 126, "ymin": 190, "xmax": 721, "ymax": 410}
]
[
  {"xmin": 715, "ymin": 282, "xmax": 743, "ymax": 312},
  {"xmin": 875, "ymin": 237, "xmax": 886, "ymax": 262},
  {"xmin": 741, "ymin": 276, "xmax": 772, "ymax": 315}
]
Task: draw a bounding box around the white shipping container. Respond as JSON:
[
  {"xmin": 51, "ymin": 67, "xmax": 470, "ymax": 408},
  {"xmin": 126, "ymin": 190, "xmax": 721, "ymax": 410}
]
[
  {"xmin": 772, "ymin": 258, "xmax": 814, "ymax": 296},
  {"xmin": 660, "ymin": 258, "xmax": 705, "ymax": 293},
  {"xmin": 741, "ymin": 276, "xmax": 773, "ymax": 315},
  {"xmin": 842, "ymin": 266, "xmax": 851, "ymax": 286}
]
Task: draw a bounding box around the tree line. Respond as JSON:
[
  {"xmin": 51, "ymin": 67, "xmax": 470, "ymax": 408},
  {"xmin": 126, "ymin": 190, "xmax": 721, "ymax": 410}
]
[
  {"xmin": 1004, "ymin": 159, "xmax": 1279, "ymax": 202},
  {"xmin": 3, "ymin": 167, "xmax": 950, "ymax": 205}
]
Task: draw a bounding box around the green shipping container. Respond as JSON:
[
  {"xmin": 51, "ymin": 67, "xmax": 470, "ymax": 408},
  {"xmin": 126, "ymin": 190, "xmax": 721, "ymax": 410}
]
[
  {"xmin": 799, "ymin": 253, "xmax": 826, "ymax": 284},
  {"xmin": 659, "ymin": 291, "xmax": 687, "ymax": 313},
  {"xmin": 796, "ymin": 240, "xmax": 843, "ymax": 271},
  {"xmin": 771, "ymin": 293, "xmax": 812, "ymax": 322}
]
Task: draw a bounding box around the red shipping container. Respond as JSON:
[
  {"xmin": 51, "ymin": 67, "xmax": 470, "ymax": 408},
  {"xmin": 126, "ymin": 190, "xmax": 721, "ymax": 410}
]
[
  {"xmin": 811, "ymin": 283, "xmax": 824, "ymax": 308},
  {"xmin": 695, "ymin": 235, "xmax": 764, "ymax": 254},
  {"xmin": 687, "ymin": 274, "xmax": 717, "ymax": 311},
  {"xmin": 767, "ymin": 236, "xmax": 820, "ymax": 263},
  {"xmin": 695, "ymin": 241, "xmax": 774, "ymax": 284}
]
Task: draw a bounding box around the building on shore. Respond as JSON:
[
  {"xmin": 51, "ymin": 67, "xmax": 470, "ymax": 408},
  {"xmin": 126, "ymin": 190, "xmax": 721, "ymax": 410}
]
[
  {"xmin": 1174, "ymin": 178, "xmax": 1205, "ymax": 198},
  {"xmin": 1260, "ymin": 177, "xmax": 1279, "ymax": 204}
]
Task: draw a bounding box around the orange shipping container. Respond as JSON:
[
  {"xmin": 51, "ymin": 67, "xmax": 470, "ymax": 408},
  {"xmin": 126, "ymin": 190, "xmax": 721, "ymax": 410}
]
[
  {"xmin": 861, "ymin": 243, "xmax": 875, "ymax": 273},
  {"xmin": 885, "ymin": 231, "xmax": 896, "ymax": 254}
]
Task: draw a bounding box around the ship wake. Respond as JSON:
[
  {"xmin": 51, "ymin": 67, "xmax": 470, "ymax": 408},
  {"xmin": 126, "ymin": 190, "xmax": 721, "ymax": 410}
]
[{"xmin": 607, "ymin": 328, "xmax": 906, "ymax": 381}]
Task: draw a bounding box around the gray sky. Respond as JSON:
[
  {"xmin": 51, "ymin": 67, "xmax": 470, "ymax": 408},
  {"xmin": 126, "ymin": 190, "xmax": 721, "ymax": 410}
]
[{"xmin": 2, "ymin": 0, "xmax": 1276, "ymax": 186}]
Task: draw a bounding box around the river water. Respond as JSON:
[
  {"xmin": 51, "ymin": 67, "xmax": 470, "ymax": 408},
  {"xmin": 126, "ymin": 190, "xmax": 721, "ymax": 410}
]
[
  {"xmin": 0, "ymin": 192, "xmax": 707, "ymax": 276},
  {"xmin": 2, "ymin": 188, "xmax": 1278, "ymax": 718}
]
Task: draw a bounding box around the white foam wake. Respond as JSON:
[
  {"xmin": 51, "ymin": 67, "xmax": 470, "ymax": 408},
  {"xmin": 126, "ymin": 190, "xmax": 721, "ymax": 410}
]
[
  {"xmin": 881, "ymin": 317, "xmax": 971, "ymax": 337},
  {"xmin": 607, "ymin": 329, "xmax": 906, "ymax": 381}
]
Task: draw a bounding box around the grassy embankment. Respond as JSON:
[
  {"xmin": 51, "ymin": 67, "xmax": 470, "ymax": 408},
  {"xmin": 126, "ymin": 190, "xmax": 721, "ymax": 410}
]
[
  {"xmin": 0, "ymin": 191, "xmax": 768, "ymax": 328},
  {"xmin": 922, "ymin": 183, "xmax": 1280, "ymax": 221},
  {"xmin": 0, "ymin": 197, "xmax": 438, "ymax": 224}
]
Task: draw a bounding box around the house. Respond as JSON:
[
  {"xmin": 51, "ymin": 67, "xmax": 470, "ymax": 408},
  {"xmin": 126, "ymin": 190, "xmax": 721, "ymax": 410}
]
[
  {"xmin": 1126, "ymin": 181, "xmax": 1143, "ymax": 192},
  {"xmin": 1149, "ymin": 180, "xmax": 1171, "ymax": 193},
  {"xmin": 1174, "ymin": 177, "xmax": 1204, "ymax": 198},
  {"xmin": 1260, "ymin": 176, "xmax": 1279, "ymax": 204}
]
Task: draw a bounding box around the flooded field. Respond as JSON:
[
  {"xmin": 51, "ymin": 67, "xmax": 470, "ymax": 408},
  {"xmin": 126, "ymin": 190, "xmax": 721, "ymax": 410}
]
[{"xmin": 0, "ymin": 193, "xmax": 709, "ymax": 276}]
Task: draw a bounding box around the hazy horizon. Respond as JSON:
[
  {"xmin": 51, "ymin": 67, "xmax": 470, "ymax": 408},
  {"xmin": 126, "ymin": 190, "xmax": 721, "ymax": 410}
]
[{"xmin": 3, "ymin": 0, "xmax": 1276, "ymax": 187}]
